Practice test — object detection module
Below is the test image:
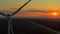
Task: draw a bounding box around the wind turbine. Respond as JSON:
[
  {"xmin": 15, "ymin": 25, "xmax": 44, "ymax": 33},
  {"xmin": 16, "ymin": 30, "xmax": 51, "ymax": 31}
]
[{"xmin": 0, "ymin": 0, "xmax": 31, "ymax": 34}]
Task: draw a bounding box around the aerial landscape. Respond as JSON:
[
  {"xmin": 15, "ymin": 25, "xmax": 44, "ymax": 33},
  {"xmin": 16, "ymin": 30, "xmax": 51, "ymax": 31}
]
[{"xmin": 0, "ymin": 0, "xmax": 60, "ymax": 34}]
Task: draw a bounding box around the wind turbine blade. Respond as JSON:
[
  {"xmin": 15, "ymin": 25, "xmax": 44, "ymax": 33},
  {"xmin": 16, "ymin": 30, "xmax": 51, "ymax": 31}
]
[
  {"xmin": 0, "ymin": 12, "xmax": 6, "ymax": 16},
  {"xmin": 11, "ymin": 0, "xmax": 31, "ymax": 16}
]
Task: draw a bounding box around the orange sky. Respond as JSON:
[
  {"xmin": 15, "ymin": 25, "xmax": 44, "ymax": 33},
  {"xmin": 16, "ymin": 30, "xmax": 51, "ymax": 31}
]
[
  {"xmin": 12, "ymin": 11, "xmax": 60, "ymax": 18},
  {"xmin": 0, "ymin": 0, "xmax": 60, "ymax": 18}
]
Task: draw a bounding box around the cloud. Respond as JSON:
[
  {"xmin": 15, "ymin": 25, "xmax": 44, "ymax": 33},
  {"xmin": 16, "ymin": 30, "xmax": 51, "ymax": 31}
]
[{"xmin": 27, "ymin": 10, "xmax": 44, "ymax": 12}]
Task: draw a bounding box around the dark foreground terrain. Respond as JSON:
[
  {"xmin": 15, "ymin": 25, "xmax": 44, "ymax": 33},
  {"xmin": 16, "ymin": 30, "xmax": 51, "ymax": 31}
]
[{"xmin": 0, "ymin": 18, "xmax": 60, "ymax": 34}]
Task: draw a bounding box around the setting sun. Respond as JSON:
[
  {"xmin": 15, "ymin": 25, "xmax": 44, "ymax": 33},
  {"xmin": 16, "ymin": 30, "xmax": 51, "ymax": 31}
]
[{"xmin": 53, "ymin": 12, "xmax": 57, "ymax": 16}]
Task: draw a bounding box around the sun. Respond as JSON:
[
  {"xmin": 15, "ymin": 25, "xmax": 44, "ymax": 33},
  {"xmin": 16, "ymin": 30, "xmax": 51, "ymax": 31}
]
[{"xmin": 53, "ymin": 12, "xmax": 57, "ymax": 16}]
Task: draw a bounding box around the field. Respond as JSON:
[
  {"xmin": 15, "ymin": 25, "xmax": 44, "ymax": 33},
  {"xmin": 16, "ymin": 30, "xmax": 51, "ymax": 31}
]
[{"xmin": 0, "ymin": 18, "xmax": 60, "ymax": 34}]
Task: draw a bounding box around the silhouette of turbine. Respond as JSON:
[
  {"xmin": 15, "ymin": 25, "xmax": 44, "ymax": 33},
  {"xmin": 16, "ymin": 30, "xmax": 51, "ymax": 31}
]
[{"xmin": 0, "ymin": 0, "xmax": 31, "ymax": 34}]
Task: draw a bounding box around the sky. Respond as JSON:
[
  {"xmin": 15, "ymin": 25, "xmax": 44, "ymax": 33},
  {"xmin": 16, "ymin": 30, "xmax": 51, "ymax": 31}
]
[
  {"xmin": 0, "ymin": 0, "xmax": 60, "ymax": 10},
  {"xmin": 0, "ymin": 0, "xmax": 60, "ymax": 18}
]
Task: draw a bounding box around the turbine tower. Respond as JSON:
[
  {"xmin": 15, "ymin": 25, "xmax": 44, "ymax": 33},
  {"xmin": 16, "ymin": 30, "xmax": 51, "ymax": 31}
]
[{"xmin": 0, "ymin": 0, "xmax": 31, "ymax": 34}]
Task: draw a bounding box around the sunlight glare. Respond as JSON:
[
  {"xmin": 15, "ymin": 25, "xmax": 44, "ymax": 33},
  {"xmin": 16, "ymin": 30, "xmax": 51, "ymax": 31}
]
[{"xmin": 53, "ymin": 12, "xmax": 57, "ymax": 16}]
